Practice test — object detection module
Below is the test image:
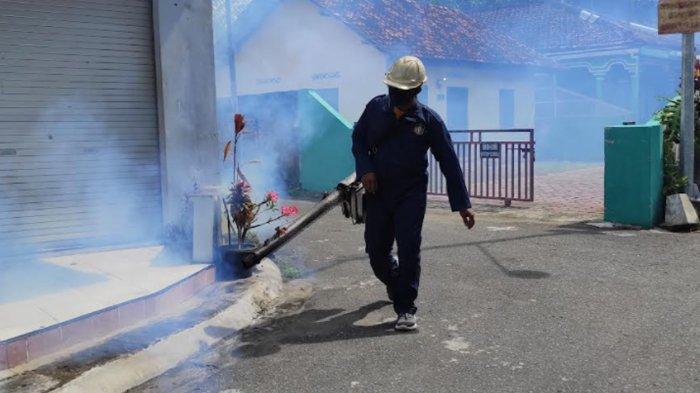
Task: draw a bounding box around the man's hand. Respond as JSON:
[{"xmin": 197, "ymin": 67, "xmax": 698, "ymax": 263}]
[
  {"xmin": 459, "ymin": 208, "xmax": 475, "ymax": 229},
  {"xmin": 361, "ymin": 172, "xmax": 378, "ymax": 194}
]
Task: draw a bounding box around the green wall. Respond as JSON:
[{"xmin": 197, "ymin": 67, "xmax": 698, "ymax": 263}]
[{"xmin": 297, "ymin": 90, "xmax": 354, "ymax": 191}]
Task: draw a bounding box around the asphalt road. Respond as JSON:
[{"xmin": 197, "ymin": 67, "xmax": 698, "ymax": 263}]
[{"xmin": 133, "ymin": 206, "xmax": 700, "ymax": 393}]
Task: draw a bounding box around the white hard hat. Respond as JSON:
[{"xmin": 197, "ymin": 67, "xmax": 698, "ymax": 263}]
[{"xmin": 384, "ymin": 55, "xmax": 427, "ymax": 90}]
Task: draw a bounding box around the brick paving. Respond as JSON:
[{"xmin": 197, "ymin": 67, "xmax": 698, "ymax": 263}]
[
  {"xmin": 532, "ymin": 165, "xmax": 603, "ymax": 215},
  {"xmin": 429, "ymin": 164, "xmax": 604, "ymax": 222}
]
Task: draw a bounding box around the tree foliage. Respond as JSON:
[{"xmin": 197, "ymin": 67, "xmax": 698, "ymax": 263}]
[
  {"xmin": 657, "ymin": 91, "xmax": 700, "ymax": 196},
  {"xmin": 658, "ymin": 97, "xmax": 688, "ymax": 196}
]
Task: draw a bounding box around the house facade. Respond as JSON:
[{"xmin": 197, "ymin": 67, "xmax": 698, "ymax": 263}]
[
  {"xmin": 473, "ymin": 1, "xmax": 681, "ymax": 160},
  {"xmin": 232, "ymin": 0, "xmax": 548, "ymax": 132},
  {"xmin": 476, "ymin": 2, "xmax": 681, "ymax": 117},
  {"xmin": 231, "ymin": 0, "xmax": 683, "ymax": 162}
]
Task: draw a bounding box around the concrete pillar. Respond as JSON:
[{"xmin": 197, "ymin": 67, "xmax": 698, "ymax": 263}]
[
  {"xmin": 153, "ymin": 0, "xmax": 220, "ymax": 228},
  {"xmin": 681, "ymin": 34, "xmax": 696, "ymax": 197}
]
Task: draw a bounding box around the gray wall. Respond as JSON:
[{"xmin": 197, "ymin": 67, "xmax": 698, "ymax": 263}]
[{"xmin": 153, "ymin": 0, "xmax": 220, "ymax": 226}]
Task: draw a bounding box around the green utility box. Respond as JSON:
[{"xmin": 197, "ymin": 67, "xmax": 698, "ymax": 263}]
[{"xmin": 604, "ymin": 122, "xmax": 663, "ymax": 228}]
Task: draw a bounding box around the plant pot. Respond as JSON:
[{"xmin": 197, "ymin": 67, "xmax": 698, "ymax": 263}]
[{"xmin": 216, "ymin": 243, "xmax": 256, "ymax": 280}]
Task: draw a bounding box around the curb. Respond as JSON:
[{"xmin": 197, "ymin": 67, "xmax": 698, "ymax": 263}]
[
  {"xmin": 0, "ymin": 265, "xmax": 216, "ymax": 373},
  {"xmin": 52, "ymin": 258, "xmax": 283, "ymax": 393}
]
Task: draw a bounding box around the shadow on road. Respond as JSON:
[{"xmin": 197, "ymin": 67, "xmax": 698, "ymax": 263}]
[
  {"xmin": 232, "ymin": 300, "xmax": 408, "ymax": 359},
  {"xmin": 475, "ymin": 244, "xmax": 551, "ymax": 279},
  {"xmin": 306, "ymin": 223, "xmax": 598, "ymax": 279}
]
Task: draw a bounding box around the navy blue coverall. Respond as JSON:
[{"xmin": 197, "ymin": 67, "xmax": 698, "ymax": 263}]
[{"xmin": 352, "ymin": 94, "xmax": 471, "ymax": 315}]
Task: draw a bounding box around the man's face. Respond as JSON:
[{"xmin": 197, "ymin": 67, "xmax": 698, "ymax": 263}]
[{"xmin": 388, "ymin": 86, "xmax": 419, "ymax": 110}]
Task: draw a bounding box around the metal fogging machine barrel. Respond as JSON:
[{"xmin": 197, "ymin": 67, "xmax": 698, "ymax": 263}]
[{"xmin": 241, "ymin": 173, "xmax": 365, "ymax": 268}]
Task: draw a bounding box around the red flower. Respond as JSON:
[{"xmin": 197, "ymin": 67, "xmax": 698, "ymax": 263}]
[
  {"xmin": 234, "ymin": 114, "xmax": 245, "ymax": 135},
  {"xmin": 266, "ymin": 191, "xmax": 279, "ymax": 203},
  {"xmin": 281, "ymin": 205, "xmax": 299, "ymax": 217}
]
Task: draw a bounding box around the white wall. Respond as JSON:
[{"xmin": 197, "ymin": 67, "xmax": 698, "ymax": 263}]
[
  {"xmin": 423, "ymin": 64, "xmax": 536, "ymax": 130},
  {"xmin": 154, "ymin": 0, "xmax": 220, "ymax": 226},
  {"xmin": 235, "ymin": 0, "xmax": 386, "ymax": 121}
]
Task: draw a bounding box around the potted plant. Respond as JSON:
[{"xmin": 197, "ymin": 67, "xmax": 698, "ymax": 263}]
[{"xmin": 218, "ymin": 114, "xmax": 299, "ymax": 279}]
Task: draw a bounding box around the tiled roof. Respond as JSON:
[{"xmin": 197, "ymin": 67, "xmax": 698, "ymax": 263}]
[
  {"xmin": 470, "ymin": 1, "xmax": 679, "ymax": 53},
  {"xmin": 309, "ymin": 0, "xmax": 551, "ymax": 66}
]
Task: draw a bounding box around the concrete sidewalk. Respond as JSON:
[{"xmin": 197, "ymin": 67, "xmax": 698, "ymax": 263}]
[
  {"xmin": 0, "ymin": 259, "xmax": 288, "ymax": 393},
  {"xmin": 0, "ymin": 246, "xmax": 214, "ymax": 371}
]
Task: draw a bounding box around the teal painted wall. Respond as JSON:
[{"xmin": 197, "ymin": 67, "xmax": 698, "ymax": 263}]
[
  {"xmin": 604, "ymin": 122, "xmax": 663, "ymax": 228},
  {"xmin": 297, "ymin": 90, "xmax": 354, "ymax": 191}
]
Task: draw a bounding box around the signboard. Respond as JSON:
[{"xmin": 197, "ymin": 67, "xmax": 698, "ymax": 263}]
[
  {"xmin": 658, "ymin": 0, "xmax": 700, "ymax": 34},
  {"xmin": 480, "ymin": 142, "xmax": 501, "ymax": 159}
]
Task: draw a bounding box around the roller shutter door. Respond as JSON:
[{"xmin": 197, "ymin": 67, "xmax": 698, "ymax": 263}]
[{"xmin": 0, "ymin": 0, "xmax": 162, "ymax": 255}]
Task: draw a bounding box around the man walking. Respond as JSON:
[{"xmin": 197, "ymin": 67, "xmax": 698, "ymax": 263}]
[{"xmin": 352, "ymin": 56, "xmax": 475, "ymax": 331}]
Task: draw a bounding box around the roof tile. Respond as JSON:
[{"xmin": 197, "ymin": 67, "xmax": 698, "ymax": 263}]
[
  {"xmin": 471, "ymin": 2, "xmax": 679, "ymax": 52},
  {"xmin": 309, "ymin": 0, "xmax": 551, "ymax": 66}
]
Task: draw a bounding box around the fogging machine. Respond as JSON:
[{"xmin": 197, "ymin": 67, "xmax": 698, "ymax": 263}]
[{"xmin": 242, "ymin": 173, "xmax": 364, "ymax": 268}]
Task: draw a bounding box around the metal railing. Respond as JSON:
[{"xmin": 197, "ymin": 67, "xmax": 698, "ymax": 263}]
[{"xmin": 428, "ymin": 129, "xmax": 535, "ymax": 205}]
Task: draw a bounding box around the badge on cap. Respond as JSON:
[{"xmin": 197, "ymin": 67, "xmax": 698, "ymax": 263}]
[{"xmin": 414, "ymin": 123, "xmax": 425, "ymax": 136}]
